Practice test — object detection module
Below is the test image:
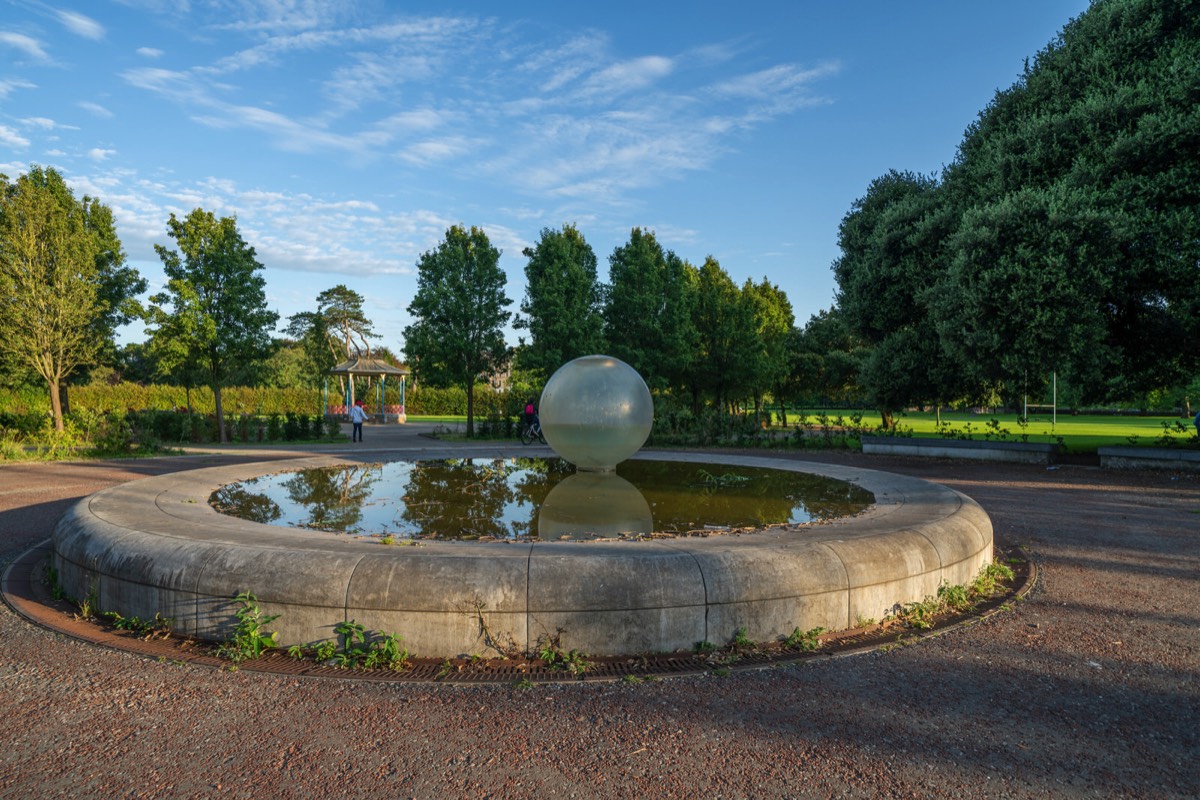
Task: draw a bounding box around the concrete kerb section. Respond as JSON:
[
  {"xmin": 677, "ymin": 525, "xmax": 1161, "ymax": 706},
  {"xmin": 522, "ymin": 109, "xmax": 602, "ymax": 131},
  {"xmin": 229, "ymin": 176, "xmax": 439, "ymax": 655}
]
[{"xmin": 51, "ymin": 451, "xmax": 993, "ymax": 657}]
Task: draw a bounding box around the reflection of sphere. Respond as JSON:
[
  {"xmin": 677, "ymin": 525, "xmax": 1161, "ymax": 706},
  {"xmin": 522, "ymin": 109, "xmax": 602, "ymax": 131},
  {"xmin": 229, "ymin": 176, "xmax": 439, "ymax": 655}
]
[
  {"xmin": 540, "ymin": 355, "xmax": 653, "ymax": 471},
  {"xmin": 537, "ymin": 472, "xmax": 654, "ymax": 539}
]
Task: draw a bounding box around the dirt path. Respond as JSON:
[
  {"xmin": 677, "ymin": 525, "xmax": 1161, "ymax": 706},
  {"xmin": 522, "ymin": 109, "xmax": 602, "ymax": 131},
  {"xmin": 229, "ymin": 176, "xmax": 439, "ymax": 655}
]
[{"xmin": 0, "ymin": 449, "xmax": 1197, "ymax": 799}]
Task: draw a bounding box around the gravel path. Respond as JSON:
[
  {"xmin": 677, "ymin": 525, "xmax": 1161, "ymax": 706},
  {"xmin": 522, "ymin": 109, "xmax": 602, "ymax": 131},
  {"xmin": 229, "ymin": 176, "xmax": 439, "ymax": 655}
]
[{"xmin": 1, "ymin": 447, "xmax": 1197, "ymax": 799}]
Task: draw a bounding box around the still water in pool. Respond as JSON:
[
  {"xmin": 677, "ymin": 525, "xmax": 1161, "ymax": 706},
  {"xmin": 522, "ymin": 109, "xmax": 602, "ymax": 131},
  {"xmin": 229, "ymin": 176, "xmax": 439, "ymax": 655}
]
[{"xmin": 211, "ymin": 458, "xmax": 873, "ymax": 541}]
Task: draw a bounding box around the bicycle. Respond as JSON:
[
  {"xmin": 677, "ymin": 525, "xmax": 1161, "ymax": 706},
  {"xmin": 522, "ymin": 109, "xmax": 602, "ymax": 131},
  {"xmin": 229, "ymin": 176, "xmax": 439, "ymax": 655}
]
[{"xmin": 519, "ymin": 419, "xmax": 546, "ymax": 445}]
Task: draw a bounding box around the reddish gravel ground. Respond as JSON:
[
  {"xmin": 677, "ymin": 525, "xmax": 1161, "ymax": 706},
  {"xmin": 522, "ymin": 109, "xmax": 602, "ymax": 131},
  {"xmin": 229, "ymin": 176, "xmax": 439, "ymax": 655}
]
[{"xmin": 0, "ymin": 446, "xmax": 1197, "ymax": 799}]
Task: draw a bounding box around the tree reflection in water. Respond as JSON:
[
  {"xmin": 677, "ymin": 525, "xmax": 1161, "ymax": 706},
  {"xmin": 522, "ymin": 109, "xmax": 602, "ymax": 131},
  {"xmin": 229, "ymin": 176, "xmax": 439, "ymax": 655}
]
[
  {"xmin": 210, "ymin": 458, "xmax": 873, "ymax": 541},
  {"xmin": 210, "ymin": 483, "xmax": 282, "ymax": 525},
  {"xmin": 278, "ymin": 464, "xmax": 384, "ymax": 532}
]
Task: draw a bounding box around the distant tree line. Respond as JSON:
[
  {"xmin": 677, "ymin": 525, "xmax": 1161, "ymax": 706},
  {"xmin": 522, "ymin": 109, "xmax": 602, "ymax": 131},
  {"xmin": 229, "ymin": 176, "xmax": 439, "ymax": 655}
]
[{"xmin": 2, "ymin": 0, "xmax": 1196, "ymax": 442}]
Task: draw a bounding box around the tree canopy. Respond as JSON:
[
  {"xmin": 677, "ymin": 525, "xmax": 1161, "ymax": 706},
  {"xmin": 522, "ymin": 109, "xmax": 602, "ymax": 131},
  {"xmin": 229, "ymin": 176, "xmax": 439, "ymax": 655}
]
[
  {"xmin": 603, "ymin": 228, "xmax": 698, "ymax": 391},
  {"xmin": 833, "ymin": 0, "xmax": 1200, "ymax": 413},
  {"xmin": 515, "ymin": 224, "xmax": 604, "ymax": 380},
  {"xmin": 0, "ymin": 166, "xmax": 138, "ymax": 430},
  {"xmin": 285, "ymin": 285, "xmax": 376, "ymax": 391},
  {"xmin": 145, "ymin": 208, "xmax": 278, "ymax": 441},
  {"xmin": 403, "ymin": 225, "xmax": 512, "ymax": 436}
]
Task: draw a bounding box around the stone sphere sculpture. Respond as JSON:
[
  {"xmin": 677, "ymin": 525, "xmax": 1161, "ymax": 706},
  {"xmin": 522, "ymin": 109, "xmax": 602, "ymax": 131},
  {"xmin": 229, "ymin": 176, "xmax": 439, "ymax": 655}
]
[{"xmin": 539, "ymin": 355, "xmax": 653, "ymax": 471}]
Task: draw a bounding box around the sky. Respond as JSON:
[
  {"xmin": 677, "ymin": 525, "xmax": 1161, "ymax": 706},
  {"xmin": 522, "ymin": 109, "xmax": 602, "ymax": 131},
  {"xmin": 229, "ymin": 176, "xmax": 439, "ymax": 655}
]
[{"xmin": 1, "ymin": 0, "xmax": 1092, "ymax": 354}]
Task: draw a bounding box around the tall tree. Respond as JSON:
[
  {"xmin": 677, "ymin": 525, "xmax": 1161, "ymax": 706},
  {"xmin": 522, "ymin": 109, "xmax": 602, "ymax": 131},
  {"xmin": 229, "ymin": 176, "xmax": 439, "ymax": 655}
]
[
  {"xmin": 833, "ymin": 170, "xmax": 964, "ymax": 427},
  {"xmin": 514, "ymin": 224, "xmax": 604, "ymax": 380},
  {"xmin": 936, "ymin": 0, "xmax": 1200, "ymax": 401},
  {"xmin": 403, "ymin": 225, "xmax": 511, "ymax": 436},
  {"xmin": 743, "ymin": 278, "xmax": 795, "ymax": 418},
  {"xmin": 145, "ymin": 209, "xmax": 278, "ymax": 442},
  {"xmin": 318, "ymin": 284, "xmax": 376, "ymax": 361},
  {"xmin": 0, "ymin": 166, "xmax": 127, "ymax": 430},
  {"xmin": 690, "ymin": 257, "xmax": 754, "ymax": 412},
  {"xmin": 603, "ymin": 228, "xmax": 697, "ymax": 391}
]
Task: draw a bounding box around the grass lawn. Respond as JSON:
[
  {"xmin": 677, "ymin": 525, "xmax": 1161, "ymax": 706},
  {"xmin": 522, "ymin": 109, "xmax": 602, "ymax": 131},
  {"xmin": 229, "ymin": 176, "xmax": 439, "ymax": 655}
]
[{"xmin": 785, "ymin": 408, "xmax": 1198, "ymax": 453}]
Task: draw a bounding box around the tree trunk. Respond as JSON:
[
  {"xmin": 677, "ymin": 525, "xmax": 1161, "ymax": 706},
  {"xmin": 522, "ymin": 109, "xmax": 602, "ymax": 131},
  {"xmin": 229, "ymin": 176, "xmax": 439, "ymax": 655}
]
[
  {"xmin": 465, "ymin": 378, "xmax": 475, "ymax": 437},
  {"xmin": 48, "ymin": 377, "xmax": 64, "ymax": 432},
  {"xmin": 880, "ymin": 408, "xmax": 895, "ymax": 430},
  {"xmin": 778, "ymin": 395, "xmax": 788, "ymax": 428},
  {"xmin": 214, "ymin": 384, "xmax": 228, "ymax": 443}
]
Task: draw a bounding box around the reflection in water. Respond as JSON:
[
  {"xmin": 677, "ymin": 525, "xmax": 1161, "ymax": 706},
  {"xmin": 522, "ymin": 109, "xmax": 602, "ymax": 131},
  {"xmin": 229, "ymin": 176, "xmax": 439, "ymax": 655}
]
[
  {"xmin": 211, "ymin": 458, "xmax": 874, "ymax": 542},
  {"xmin": 538, "ymin": 472, "xmax": 654, "ymax": 540},
  {"xmin": 281, "ymin": 463, "xmax": 382, "ymax": 531}
]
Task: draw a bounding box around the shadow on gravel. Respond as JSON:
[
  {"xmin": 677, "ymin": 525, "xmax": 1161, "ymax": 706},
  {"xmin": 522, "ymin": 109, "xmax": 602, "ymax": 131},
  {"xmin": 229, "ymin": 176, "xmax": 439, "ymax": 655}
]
[
  {"xmin": 0, "ymin": 497, "xmax": 85, "ymax": 560},
  {"xmin": 740, "ymin": 638, "xmax": 1197, "ymax": 795}
]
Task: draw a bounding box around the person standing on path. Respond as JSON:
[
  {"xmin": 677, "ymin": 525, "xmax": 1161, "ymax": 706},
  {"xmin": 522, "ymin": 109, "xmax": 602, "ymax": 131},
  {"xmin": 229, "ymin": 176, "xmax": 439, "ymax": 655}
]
[{"xmin": 349, "ymin": 399, "xmax": 368, "ymax": 442}]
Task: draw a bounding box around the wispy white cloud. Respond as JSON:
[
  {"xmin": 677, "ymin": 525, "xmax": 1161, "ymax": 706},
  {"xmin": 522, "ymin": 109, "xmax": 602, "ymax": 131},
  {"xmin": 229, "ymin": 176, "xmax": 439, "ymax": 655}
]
[
  {"xmin": 57, "ymin": 10, "xmax": 105, "ymax": 40},
  {"xmin": 0, "ymin": 125, "xmax": 31, "ymax": 148},
  {"xmin": 516, "ymin": 33, "xmax": 608, "ymax": 93},
  {"xmin": 0, "ymin": 31, "xmax": 49, "ymax": 61},
  {"xmin": 397, "ymin": 136, "xmax": 478, "ymax": 167},
  {"xmin": 204, "ymin": 0, "xmax": 350, "ymax": 34},
  {"xmin": 137, "ymin": 47, "xmax": 164, "ymax": 58},
  {"xmin": 710, "ymin": 61, "xmax": 840, "ymax": 120},
  {"xmin": 575, "ymin": 55, "xmax": 675, "ymax": 101},
  {"xmin": 0, "ymin": 78, "xmax": 37, "ymax": 99},
  {"xmin": 21, "ymin": 116, "xmax": 77, "ymax": 131},
  {"xmin": 88, "ymin": 148, "xmax": 117, "ymax": 161},
  {"xmin": 116, "ymin": 8, "xmax": 838, "ymax": 212},
  {"xmin": 78, "ymin": 101, "xmax": 114, "ymax": 118}
]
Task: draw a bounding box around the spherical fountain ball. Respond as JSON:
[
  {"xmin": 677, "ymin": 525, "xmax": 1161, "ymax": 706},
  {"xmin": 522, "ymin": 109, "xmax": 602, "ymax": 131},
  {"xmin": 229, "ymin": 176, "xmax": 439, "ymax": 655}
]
[{"xmin": 539, "ymin": 355, "xmax": 653, "ymax": 471}]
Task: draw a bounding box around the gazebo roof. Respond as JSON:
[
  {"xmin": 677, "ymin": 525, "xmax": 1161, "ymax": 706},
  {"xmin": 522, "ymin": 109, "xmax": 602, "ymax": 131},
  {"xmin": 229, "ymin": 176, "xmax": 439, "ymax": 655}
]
[{"xmin": 329, "ymin": 357, "xmax": 409, "ymax": 377}]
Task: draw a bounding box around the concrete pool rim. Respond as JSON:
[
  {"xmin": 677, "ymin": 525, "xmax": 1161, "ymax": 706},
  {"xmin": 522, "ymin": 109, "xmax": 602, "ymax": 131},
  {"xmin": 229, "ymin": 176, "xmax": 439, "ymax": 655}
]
[{"xmin": 49, "ymin": 450, "xmax": 994, "ymax": 658}]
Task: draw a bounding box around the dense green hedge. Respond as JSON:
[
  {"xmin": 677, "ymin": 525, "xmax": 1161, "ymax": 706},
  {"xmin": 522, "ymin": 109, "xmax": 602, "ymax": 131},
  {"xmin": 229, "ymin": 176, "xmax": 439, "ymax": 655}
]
[{"xmin": 0, "ymin": 381, "xmax": 522, "ymax": 418}]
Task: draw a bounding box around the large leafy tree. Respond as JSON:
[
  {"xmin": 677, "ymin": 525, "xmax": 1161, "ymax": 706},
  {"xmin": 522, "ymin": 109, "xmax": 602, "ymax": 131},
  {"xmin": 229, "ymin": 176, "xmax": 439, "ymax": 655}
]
[
  {"xmin": 833, "ymin": 170, "xmax": 964, "ymax": 427},
  {"xmin": 514, "ymin": 224, "xmax": 604, "ymax": 380},
  {"xmin": 0, "ymin": 166, "xmax": 139, "ymax": 430},
  {"xmin": 603, "ymin": 228, "xmax": 697, "ymax": 391},
  {"xmin": 833, "ymin": 0, "xmax": 1200, "ymax": 411},
  {"xmin": 403, "ymin": 225, "xmax": 511, "ymax": 436},
  {"xmin": 936, "ymin": 0, "xmax": 1200, "ymax": 401},
  {"xmin": 145, "ymin": 209, "xmax": 278, "ymax": 442}
]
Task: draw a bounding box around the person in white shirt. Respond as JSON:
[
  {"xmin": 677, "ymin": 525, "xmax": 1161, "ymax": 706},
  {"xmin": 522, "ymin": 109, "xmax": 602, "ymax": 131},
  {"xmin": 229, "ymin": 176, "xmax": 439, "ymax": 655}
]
[{"xmin": 349, "ymin": 400, "xmax": 368, "ymax": 442}]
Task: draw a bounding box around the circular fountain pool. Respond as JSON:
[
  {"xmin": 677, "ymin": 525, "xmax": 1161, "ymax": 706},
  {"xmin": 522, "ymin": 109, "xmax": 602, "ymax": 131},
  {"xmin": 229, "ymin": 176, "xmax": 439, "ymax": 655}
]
[
  {"xmin": 51, "ymin": 450, "xmax": 992, "ymax": 657},
  {"xmin": 210, "ymin": 458, "xmax": 874, "ymax": 541}
]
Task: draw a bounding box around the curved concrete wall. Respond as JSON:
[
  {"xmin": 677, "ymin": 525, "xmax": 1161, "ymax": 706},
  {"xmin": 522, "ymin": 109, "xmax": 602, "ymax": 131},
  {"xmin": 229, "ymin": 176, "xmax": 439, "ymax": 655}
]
[{"xmin": 52, "ymin": 452, "xmax": 992, "ymax": 657}]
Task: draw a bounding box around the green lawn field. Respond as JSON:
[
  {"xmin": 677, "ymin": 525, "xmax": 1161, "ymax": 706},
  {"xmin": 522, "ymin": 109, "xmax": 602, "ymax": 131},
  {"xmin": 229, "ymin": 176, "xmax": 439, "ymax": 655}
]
[{"xmin": 784, "ymin": 408, "xmax": 1198, "ymax": 453}]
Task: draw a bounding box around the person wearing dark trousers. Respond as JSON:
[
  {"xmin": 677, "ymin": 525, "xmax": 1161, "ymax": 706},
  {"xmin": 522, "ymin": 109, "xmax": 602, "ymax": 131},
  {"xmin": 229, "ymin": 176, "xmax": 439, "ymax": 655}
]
[{"xmin": 349, "ymin": 400, "xmax": 368, "ymax": 442}]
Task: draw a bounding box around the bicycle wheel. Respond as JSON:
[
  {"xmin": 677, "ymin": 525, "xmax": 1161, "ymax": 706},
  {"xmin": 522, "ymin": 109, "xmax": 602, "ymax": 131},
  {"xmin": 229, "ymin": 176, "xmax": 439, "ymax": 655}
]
[{"xmin": 519, "ymin": 426, "xmax": 533, "ymax": 445}]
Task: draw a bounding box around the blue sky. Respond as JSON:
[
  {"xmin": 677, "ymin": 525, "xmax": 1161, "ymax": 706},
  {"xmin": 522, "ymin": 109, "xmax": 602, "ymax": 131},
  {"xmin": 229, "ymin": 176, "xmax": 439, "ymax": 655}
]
[{"xmin": 1, "ymin": 0, "xmax": 1090, "ymax": 353}]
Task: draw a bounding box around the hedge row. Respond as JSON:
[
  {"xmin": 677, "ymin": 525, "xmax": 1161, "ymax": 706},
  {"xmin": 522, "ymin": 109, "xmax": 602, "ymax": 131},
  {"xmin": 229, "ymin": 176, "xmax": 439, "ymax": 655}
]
[{"xmin": 0, "ymin": 382, "xmax": 520, "ymax": 418}]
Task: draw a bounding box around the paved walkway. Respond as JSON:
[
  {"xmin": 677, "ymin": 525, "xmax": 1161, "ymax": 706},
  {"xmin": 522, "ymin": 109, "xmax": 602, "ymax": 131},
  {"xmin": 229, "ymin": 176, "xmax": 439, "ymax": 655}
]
[{"xmin": 0, "ymin": 433, "xmax": 1197, "ymax": 798}]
